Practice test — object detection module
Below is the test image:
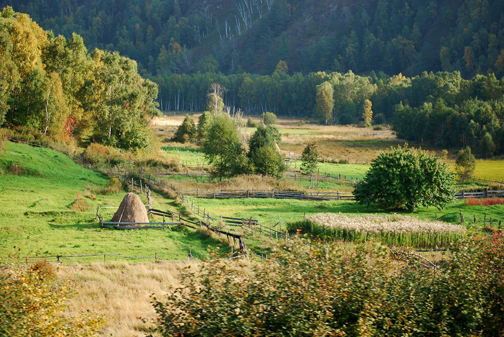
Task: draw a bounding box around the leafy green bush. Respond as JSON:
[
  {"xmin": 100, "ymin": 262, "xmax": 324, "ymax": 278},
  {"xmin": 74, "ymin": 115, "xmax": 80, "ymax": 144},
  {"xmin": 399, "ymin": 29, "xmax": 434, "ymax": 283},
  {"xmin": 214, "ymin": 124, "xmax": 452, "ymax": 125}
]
[
  {"xmin": 261, "ymin": 112, "xmax": 277, "ymax": 125},
  {"xmin": 83, "ymin": 143, "xmax": 130, "ymax": 165},
  {"xmin": 246, "ymin": 117, "xmax": 257, "ymax": 127},
  {"xmin": 354, "ymin": 145, "xmax": 455, "ymax": 212},
  {"xmin": 338, "ymin": 159, "xmax": 349, "ymax": 164},
  {"xmin": 373, "ymin": 125, "xmax": 384, "ymax": 131},
  {"xmin": 373, "ymin": 113, "xmax": 386, "ymax": 125},
  {"xmin": 455, "ymin": 146, "xmax": 476, "ymax": 183},
  {"xmin": 101, "ymin": 177, "xmax": 123, "ymax": 195},
  {"xmin": 150, "ymin": 234, "xmax": 504, "ymax": 336},
  {"xmin": 0, "ymin": 261, "xmax": 104, "ymax": 336}
]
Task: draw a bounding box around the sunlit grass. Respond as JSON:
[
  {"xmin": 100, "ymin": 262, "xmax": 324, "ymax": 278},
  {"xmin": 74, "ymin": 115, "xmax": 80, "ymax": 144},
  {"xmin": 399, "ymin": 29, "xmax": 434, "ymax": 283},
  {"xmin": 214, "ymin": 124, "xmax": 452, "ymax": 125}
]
[
  {"xmin": 0, "ymin": 142, "xmax": 233, "ymax": 262},
  {"xmin": 162, "ymin": 145, "xmax": 206, "ymax": 167}
]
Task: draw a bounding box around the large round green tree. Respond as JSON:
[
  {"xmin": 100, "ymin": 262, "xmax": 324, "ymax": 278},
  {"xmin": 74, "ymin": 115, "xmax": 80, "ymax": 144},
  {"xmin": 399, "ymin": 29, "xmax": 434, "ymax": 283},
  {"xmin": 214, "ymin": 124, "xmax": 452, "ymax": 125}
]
[{"xmin": 354, "ymin": 145, "xmax": 455, "ymax": 212}]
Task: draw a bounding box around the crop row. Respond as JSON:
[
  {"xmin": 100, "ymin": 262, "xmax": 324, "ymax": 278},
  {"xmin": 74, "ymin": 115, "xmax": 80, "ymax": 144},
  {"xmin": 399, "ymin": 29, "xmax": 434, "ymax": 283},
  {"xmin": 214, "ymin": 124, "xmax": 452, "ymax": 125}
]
[{"xmin": 289, "ymin": 213, "xmax": 467, "ymax": 248}]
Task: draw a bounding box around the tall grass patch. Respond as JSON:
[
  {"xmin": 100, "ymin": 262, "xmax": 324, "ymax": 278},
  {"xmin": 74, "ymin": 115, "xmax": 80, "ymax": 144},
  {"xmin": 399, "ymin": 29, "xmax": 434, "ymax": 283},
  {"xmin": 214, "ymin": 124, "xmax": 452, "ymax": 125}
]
[{"xmin": 289, "ymin": 213, "xmax": 466, "ymax": 248}]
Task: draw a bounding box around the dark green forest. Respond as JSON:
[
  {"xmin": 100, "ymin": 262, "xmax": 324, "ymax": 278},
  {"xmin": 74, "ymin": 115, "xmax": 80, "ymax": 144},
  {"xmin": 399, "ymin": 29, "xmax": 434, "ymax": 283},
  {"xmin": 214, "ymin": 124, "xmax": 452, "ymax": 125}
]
[
  {"xmin": 4, "ymin": 0, "xmax": 504, "ymax": 78},
  {"xmin": 1, "ymin": 1, "xmax": 504, "ymax": 155}
]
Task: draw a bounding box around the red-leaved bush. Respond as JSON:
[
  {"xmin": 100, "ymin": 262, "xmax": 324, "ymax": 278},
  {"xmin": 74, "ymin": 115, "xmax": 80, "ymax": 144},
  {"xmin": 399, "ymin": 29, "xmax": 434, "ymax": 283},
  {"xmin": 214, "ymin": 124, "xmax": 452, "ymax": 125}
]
[{"xmin": 465, "ymin": 197, "xmax": 504, "ymax": 206}]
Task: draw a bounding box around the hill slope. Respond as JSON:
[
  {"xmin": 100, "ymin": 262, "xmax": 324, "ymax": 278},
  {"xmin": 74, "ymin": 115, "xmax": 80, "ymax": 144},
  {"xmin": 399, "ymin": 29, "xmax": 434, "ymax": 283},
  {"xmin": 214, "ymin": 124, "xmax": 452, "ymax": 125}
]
[{"xmin": 0, "ymin": 142, "xmax": 225, "ymax": 262}]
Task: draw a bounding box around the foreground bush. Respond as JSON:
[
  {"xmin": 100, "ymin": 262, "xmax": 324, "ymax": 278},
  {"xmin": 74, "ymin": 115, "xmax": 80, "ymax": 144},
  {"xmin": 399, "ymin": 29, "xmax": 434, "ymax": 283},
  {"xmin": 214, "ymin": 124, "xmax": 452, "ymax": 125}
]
[
  {"xmin": 0, "ymin": 261, "xmax": 104, "ymax": 336},
  {"xmin": 151, "ymin": 234, "xmax": 504, "ymax": 336}
]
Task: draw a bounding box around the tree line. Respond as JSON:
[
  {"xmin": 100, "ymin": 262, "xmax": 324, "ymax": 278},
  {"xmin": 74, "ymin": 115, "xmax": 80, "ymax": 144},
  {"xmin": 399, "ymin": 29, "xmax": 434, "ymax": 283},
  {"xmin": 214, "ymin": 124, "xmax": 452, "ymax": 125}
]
[
  {"xmin": 0, "ymin": 7, "xmax": 161, "ymax": 149},
  {"xmin": 153, "ymin": 68, "xmax": 504, "ymax": 156}
]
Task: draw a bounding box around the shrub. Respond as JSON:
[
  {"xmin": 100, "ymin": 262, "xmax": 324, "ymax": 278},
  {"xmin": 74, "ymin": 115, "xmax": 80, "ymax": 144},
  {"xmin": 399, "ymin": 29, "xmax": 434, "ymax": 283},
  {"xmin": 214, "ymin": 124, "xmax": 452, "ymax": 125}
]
[
  {"xmin": 250, "ymin": 145, "xmax": 286, "ymax": 177},
  {"xmin": 354, "ymin": 145, "xmax": 455, "ymax": 212},
  {"xmin": 464, "ymin": 197, "xmax": 504, "ymax": 206},
  {"xmin": 101, "ymin": 177, "xmax": 123, "ymax": 195},
  {"xmin": 373, "ymin": 125, "xmax": 384, "ymax": 131},
  {"xmin": 71, "ymin": 192, "xmax": 92, "ymax": 212},
  {"xmin": 150, "ymin": 235, "xmax": 504, "ymax": 336},
  {"xmin": 488, "ymin": 182, "xmax": 504, "ymax": 190},
  {"xmin": 83, "ymin": 143, "xmax": 128, "ymax": 165},
  {"xmin": 6, "ymin": 163, "xmax": 40, "ymax": 176},
  {"xmin": 173, "ymin": 115, "xmax": 197, "ymax": 143},
  {"xmin": 0, "ymin": 261, "xmax": 104, "ymax": 336},
  {"xmin": 246, "ymin": 117, "xmax": 257, "ymax": 127},
  {"xmin": 338, "ymin": 159, "xmax": 349, "ymax": 164},
  {"xmin": 373, "ymin": 113, "xmax": 386, "ymax": 125},
  {"xmin": 0, "ymin": 128, "xmax": 8, "ymax": 151},
  {"xmin": 260, "ymin": 112, "xmax": 277, "ymax": 125}
]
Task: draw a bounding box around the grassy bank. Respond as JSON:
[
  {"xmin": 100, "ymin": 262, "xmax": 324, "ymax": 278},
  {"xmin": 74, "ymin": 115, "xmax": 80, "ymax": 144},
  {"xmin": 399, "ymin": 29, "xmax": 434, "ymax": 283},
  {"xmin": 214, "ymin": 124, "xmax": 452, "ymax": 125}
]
[{"xmin": 0, "ymin": 142, "xmax": 233, "ymax": 263}]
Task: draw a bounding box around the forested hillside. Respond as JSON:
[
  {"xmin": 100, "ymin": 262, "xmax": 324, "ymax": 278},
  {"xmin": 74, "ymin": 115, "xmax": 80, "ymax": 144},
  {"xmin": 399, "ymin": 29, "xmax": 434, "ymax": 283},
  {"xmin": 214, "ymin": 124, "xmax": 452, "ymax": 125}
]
[
  {"xmin": 3, "ymin": 0, "xmax": 504, "ymax": 78},
  {"xmin": 0, "ymin": 7, "xmax": 160, "ymax": 149},
  {"xmin": 1, "ymin": 2, "xmax": 504, "ymax": 156}
]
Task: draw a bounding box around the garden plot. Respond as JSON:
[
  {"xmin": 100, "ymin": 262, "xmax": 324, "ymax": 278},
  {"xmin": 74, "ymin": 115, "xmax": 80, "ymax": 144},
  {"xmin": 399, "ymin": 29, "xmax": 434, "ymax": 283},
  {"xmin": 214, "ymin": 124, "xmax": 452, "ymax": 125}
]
[{"xmin": 293, "ymin": 212, "xmax": 467, "ymax": 248}]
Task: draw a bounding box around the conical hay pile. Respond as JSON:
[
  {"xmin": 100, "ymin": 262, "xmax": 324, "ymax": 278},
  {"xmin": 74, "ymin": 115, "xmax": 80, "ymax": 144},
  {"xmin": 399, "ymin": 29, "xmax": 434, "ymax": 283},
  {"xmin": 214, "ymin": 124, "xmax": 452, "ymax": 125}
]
[{"xmin": 111, "ymin": 193, "xmax": 149, "ymax": 224}]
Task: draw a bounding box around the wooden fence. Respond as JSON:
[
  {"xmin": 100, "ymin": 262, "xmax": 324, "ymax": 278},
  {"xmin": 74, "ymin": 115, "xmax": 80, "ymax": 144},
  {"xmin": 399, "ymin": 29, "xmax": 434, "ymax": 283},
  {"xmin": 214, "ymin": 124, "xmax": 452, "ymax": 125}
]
[
  {"xmin": 177, "ymin": 189, "xmax": 504, "ymax": 201},
  {"xmin": 24, "ymin": 253, "xmax": 174, "ymax": 263},
  {"xmin": 455, "ymin": 190, "xmax": 504, "ymax": 199},
  {"xmin": 178, "ymin": 191, "xmax": 289, "ymax": 240},
  {"xmin": 179, "ymin": 189, "xmax": 355, "ymax": 200}
]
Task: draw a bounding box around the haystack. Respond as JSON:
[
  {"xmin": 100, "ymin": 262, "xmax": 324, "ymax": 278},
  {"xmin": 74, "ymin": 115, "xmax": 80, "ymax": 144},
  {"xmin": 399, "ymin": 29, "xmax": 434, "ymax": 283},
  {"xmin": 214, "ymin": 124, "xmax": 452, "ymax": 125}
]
[{"xmin": 111, "ymin": 193, "xmax": 149, "ymax": 224}]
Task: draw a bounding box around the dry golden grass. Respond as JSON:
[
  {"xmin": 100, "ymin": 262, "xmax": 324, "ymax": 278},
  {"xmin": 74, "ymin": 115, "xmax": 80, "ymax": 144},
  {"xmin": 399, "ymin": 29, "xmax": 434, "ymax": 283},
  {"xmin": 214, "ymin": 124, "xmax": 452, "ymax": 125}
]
[
  {"xmin": 59, "ymin": 261, "xmax": 194, "ymax": 337},
  {"xmin": 309, "ymin": 213, "xmax": 466, "ymax": 235}
]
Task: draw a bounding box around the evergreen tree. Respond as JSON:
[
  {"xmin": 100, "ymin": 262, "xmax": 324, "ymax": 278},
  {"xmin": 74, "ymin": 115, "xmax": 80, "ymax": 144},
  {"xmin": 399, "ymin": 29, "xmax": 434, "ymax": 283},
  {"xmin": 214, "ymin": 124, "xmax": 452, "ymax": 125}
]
[
  {"xmin": 300, "ymin": 143, "xmax": 319, "ymax": 175},
  {"xmin": 173, "ymin": 114, "xmax": 197, "ymax": 143}
]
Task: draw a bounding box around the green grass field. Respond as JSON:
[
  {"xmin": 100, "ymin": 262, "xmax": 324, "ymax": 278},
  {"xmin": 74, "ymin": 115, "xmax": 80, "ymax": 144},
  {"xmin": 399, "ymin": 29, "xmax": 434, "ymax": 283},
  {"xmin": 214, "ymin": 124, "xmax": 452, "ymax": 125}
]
[
  {"xmin": 0, "ymin": 142, "xmax": 233, "ymax": 263},
  {"xmin": 473, "ymin": 160, "xmax": 504, "ymax": 182},
  {"xmin": 162, "ymin": 145, "xmax": 206, "ymax": 166},
  {"xmin": 288, "ymin": 162, "xmax": 370, "ymax": 179},
  {"xmin": 188, "ymin": 196, "xmax": 504, "ymax": 232},
  {"xmin": 2, "ymin": 141, "xmax": 503, "ymax": 264}
]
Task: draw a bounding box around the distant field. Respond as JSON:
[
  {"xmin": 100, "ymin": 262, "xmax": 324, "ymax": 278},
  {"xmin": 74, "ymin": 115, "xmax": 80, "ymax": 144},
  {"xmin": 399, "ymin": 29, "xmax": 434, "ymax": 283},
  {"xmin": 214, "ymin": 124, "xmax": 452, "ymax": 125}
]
[
  {"xmin": 0, "ymin": 142, "xmax": 232, "ymax": 263},
  {"xmin": 473, "ymin": 160, "xmax": 504, "ymax": 182}
]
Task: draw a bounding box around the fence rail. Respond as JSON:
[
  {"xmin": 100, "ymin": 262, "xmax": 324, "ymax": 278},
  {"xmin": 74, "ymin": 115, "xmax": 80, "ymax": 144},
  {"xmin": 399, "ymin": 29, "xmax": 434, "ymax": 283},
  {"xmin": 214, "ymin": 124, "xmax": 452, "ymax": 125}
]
[
  {"xmin": 179, "ymin": 189, "xmax": 355, "ymax": 200},
  {"xmin": 455, "ymin": 190, "xmax": 504, "ymax": 199},
  {"xmin": 177, "ymin": 189, "xmax": 504, "ymax": 201}
]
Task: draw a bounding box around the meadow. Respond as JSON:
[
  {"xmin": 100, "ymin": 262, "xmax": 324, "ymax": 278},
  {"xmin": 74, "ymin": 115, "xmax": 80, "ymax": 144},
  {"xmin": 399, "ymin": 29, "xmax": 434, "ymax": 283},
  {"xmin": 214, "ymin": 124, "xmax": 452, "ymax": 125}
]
[
  {"xmin": 2, "ymin": 115, "xmax": 504, "ymax": 336},
  {"xmin": 0, "ymin": 142, "xmax": 234, "ymax": 263}
]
